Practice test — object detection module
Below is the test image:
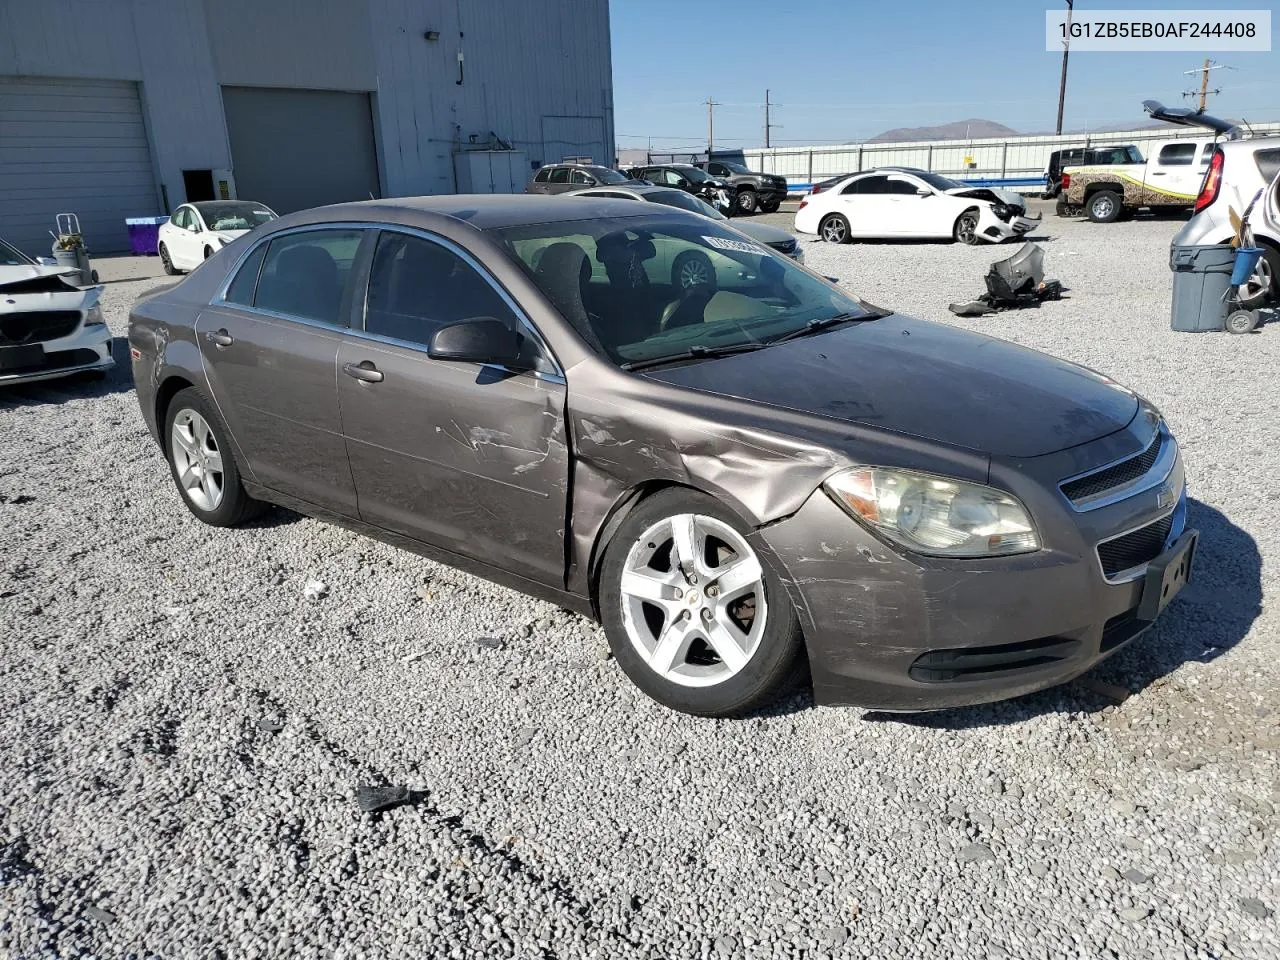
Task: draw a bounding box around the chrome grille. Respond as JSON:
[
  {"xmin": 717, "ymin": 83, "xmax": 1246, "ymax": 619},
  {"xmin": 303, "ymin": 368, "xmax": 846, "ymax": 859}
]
[
  {"xmin": 0, "ymin": 311, "xmax": 81, "ymax": 346},
  {"xmin": 1061, "ymin": 431, "xmax": 1164, "ymax": 506},
  {"xmin": 1097, "ymin": 514, "xmax": 1173, "ymax": 579}
]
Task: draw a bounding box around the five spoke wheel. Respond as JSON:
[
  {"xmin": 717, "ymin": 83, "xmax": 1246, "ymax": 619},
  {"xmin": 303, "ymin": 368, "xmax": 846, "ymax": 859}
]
[{"xmin": 170, "ymin": 409, "xmax": 225, "ymax": 512}]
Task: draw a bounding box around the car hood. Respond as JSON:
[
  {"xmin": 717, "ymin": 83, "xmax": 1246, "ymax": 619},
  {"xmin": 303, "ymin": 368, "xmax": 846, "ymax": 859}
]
[
  {"xmin": 643, "ymin": 313, "xmax": 1138, "ymax": 458},
  {"xmin": 944, "ymin": 186, "xmax": 1025, "ymax": 210},
  {"xmin": 0, "ymin": 263, "xmax": 82, "ymax": 290},
  {"xmin": 732, "ymin": 221, "xmax": 796, "ymax": 247}
]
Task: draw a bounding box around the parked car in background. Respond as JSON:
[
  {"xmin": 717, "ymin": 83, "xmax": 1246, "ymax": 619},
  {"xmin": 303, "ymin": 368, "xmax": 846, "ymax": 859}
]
[
  {"xmin": 1044, "ymin": 144, "xmax": 1143, "ymax": 198},
  {"xmin": 526, "ymin": 163, "xmax": 637, "ymax": 196},
  {"xmin": 1172, "ymin": 137, "xmax": 1280, "ymax": 308},
  {"xmin": 1059, "ymin": 100, "xmax": 1240, "ymax": 223},
  {"xmin": 698, "ymin": 160, "xmax": 790, "ymax": 214},
  {"xmin": 808, "ymin": 173, "xmax": 859, "ymax": 196},
  {"xmin": 129, "ymin": 194, "xmax": 1194, "ymax": 717},
  {"xmin": 1, "ymin": 236, "xmax": 112, "ymax": 385},
  {"xmin": 158, "ymin": 201, "xmax": 278, "ymax": 275},
  {"xmin": 795, "ymin": 168, "xmax": 1040, "ymax": 244},
  {"xmin": 566, "ymin": 183, "xmax": 804, "ymax": 282},
  {"xmin": 624, "ymin": 164, "xmax": 736, "ymax": 215}
]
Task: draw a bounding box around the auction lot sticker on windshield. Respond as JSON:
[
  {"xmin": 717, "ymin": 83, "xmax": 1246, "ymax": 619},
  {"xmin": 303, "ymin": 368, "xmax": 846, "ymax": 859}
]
[
  {"xmin": 1045, "ymin": 10, "xmax": 1270, "ymax": 51},
  {"xmin": 703, "ymin": 236, "xmax": 760, "ymax": 255}
]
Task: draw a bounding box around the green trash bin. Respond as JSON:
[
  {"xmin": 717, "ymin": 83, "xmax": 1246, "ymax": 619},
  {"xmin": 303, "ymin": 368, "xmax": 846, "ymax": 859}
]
[{"xmin": 1169, "ymin": 244, "xmax": 1235, "ymax": 332}]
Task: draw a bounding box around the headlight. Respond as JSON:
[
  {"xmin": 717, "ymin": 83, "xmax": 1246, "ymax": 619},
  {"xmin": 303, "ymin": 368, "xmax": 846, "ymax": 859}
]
[
  {"xmin": 823, "ymin": 466, "xmax": 1039, "ymax": 557},
  {"xmin": 83, "ymin": 304, "xmax": 105, "ymax": 328}
]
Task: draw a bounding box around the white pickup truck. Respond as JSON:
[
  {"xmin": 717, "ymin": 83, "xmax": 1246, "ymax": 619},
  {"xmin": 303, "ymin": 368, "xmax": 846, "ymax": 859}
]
[{"xmin": 1058, "ymin": 101, "xmax": 1240, "ymax": 223}]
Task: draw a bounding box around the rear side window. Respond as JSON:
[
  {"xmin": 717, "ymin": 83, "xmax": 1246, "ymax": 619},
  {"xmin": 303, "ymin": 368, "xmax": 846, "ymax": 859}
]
[
  {"xmin": 254, "ymin": 229, "xmax": 364, "ymax": 325},
  {"xmin": 843, "ymin": 176, "xmax": 888, "ymax": 195},
  {"xmin": 1254, "ymin": 148, "xmax": 1280, "ymax": 183},
  {"xmin": 533, "ymin": 168, "xmax": 550, "ymax": 183},
  {"xmin": 1158, "ymin": 143, "xmax": 1197, "ymax": 166},
  {"xmin": 223, "ymin": 243, "xmax": 267, "ymax": 306},
  {"xmin": 549, "ymin": 167, "xmax": 569, "ymax": 184},
  {"xmin": 363, "ymin": 232, "xmax": 515, "ymax": 348}
]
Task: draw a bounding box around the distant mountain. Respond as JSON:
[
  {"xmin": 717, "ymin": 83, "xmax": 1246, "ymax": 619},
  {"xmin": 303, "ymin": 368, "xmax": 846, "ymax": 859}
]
[{"xmin": 868, "ymin": 119, "xmax": 1020, "ymax": 143}]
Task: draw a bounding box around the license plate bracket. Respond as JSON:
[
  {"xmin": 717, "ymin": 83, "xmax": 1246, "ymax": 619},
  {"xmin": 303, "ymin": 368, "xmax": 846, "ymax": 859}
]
[
  {"xmin": 1136, "ymin": 529, "xmax": 1197, "ymax": 622},
  {"xmin": 0, "ymin": 344, "xmax": 44, "ymax": 371}
]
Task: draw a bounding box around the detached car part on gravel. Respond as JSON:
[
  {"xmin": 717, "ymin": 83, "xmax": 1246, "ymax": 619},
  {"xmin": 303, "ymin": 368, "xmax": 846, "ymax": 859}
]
[
  {"xmin": 949, "ymin": 243, "xmax": 1064, "ymax": 316},
  {"xmin": 0, "ymin": 236, "xmax": 113, "ymax": 386},
  {"xmin": 129, "ymin": 195, "xmax": 1195, "ymax": 717}
]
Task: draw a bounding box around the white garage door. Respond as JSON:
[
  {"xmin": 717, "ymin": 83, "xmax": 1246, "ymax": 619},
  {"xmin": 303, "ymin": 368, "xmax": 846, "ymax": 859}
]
[
  {"xmin": 0, "ymin": 77, "xmax": 159, "ymax": 257},
  {"xmin": 222, "ymin": 87, "xmax": 380, "ymax": 215}
]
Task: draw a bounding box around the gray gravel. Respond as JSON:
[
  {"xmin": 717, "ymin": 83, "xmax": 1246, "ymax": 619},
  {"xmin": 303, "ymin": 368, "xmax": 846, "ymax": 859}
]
[{"xmin": 1, "ymin": 206, "xmax": 1277, "ymax": 957}]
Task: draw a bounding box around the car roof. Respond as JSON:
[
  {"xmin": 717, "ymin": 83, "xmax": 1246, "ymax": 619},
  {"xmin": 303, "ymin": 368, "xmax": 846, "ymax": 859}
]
[
  {"xmin": 272, "ymin": 194, "xmax": 664, "ymax": 231},
  {"xmin": 572, "ymin": 184, "xmax": 669, "ymax": 197}
]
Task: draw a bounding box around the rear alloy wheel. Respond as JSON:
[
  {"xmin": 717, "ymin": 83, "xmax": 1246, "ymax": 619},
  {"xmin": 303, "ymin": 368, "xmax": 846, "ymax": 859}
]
[
  {"xmin": 736, "ymin": 189, "xmax": 759, "ymax": 215},
  {"xmin": 1237, "ymin": 245, "xmax": 1279, "ymax": 309},
  {"xmin": 1087, "ymin": 190, "xmax": 1122, "ymax": 223},
  {"xmin": 159, "ymin": 243, "xmax": 177, "ymax": 276},
  {"xmin": 820, "ymin": 214, "xmax": 851, "ymax": 244},
  {"xmin": 163, "ymin": 387, "xmax": 264, "ymax": 527},
  {"xmin": 599, "ymin": 489, "xmax": 803, "ymax": 717},
  {"xmin": 672, "ymin": 250, "xmax": 714, "ymax": 290},
  {"xmin": 953, "ymin": 210, "xmax": 980, "ymax": 245}
]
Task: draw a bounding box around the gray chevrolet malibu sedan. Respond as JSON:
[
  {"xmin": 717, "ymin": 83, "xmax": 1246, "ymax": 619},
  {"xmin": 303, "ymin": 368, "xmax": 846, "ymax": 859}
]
[{"xmin": 129, "ymin": 195, "xmax": 1195, "ymax": 717}]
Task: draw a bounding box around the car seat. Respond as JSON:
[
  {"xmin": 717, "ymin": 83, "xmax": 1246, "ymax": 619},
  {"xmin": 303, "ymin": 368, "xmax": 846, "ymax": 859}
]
[{"xmin": 534, "ymin": 242, "xmax": 608, "ymax": 355}]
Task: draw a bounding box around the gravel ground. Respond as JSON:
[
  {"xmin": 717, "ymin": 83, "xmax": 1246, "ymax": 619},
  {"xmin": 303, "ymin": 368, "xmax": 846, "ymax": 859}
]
[{"xmin": 1, "ymin": 208, "xmax": 1277, "ymax": 958}]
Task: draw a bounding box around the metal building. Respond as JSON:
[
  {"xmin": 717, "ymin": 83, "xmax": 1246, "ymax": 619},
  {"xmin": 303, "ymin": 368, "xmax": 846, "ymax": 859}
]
[{"xmin": 0, "ymin": 0, "xmax": 614, "ymax": 255}]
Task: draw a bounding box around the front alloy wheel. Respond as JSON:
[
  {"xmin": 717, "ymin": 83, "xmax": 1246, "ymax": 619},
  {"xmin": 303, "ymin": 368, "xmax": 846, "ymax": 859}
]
[
  {"xmin": 954, "ymin": 210, "xmax": 980, "ymax": 245},
  {"xmin": 599, "ymin": 489, "xmax": 803, "ymax": 716}
]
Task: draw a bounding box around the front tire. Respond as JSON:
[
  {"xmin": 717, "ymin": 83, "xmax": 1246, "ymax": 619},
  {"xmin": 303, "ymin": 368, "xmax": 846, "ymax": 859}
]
[
  {"xmin": 1237, "ymin": 245, "xmax": 1280, "ymax": 309},
  {"xmin": 163, "ymin": 387, "xmax": 264, "ymax": 527},
  {"xmin": 736, "ymin": 189, "xmax": 759, "ymax": 215},
  {"xmin": 1087, "ymin": 190, "xmax": 1122, "ymax": 223},
  {"xmin": 159, "ymin": 242, "xmax": 177, "ymax": 276},
  {"xmin": 953, "ymin": 209, "xmax": 981, "ymax": 245},
  {"xmin": 819, "ymin": 214, "xmax": 851, "ymax": 244},
  {"xmin": 599, "ymin": 489, "xmax": 803, "ymax": 717}
]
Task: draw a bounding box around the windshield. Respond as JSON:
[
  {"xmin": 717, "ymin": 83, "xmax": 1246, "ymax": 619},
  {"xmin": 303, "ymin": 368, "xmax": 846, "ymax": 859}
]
[
  {"xmin": 647, "ymin": 190, "xmax": 726, "ymax": 220},
  {"xmin": 719, "ymin": 161, "xmax": 752, "ymax": 174},
  {"xmin": 0, "ymin": 237, "xmax": 34, "ymax": 266},
  {"xmin": 590, "ymin": 167, "xmax": 631, "ymax": 185},
  {"xmin": 914, "ymin": 172, "xmax": 965, "ymax": 191},
  {"xmin": 496, "ymin": 214, "xmax": 872, "ymax": 368},
  {"xmin": 678, "ymin": 167, "xmax": 715, "ymax": 183},
  {"xmin": 193, "ymin": 202, "xmax": 278, "ymax": 232}
]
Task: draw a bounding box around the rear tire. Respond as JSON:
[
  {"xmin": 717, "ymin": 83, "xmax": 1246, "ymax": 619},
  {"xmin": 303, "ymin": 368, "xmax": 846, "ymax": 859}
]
[
  {"xmin": 162, "ymin": 387, "xmax": 265, "ymax": 527},
  {"xmin": 819, "ymin": 214, "xmax": 851, "ymax": 244},
  {"xmin": 598, "ymin": 488, "xmax": 804, "ymax": 717},
  {"xmin": 1087, "ymin": 190, "xmax": 1122, "ymax": 223},
  {"xmin": 1237, "ymin": 245, "xmax": 1280, "ymax": 309}
]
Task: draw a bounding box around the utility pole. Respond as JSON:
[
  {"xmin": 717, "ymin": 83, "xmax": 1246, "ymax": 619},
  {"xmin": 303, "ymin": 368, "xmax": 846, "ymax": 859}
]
[
  {"xmin": 705, "ymin": 96, "xmax": 719, "ymax": 158},
  {"xmin": 1183, "ymin": 58, "xmax": 1226, "ymax": 112},
  {"xmin": 1055, "ymin": 0, "xmax": 1073, "ymax": 135},
  {"xmin": 764, "ymin": 89, "xmax": 783, "ymax": 149}
]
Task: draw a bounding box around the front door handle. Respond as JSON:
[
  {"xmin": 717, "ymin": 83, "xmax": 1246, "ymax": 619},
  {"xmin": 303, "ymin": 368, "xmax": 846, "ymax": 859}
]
[
  {"xmin": 1150, "ymin": 171, "xmax": 1167, "ymax": 176},
  {"xmin": 343, "ymin": 361, "xmax": 384, "ymax": 383},
  {"xmin": 205, "ymin": 329, "xmax": 233, "ymax": 348}
]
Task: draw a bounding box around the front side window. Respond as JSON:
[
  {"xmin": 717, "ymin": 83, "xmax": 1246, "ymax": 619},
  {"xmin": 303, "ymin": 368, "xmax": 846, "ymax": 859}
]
[
  {"xmin": 549, "ymin": 167, "xmax": 570, "ymax": 184},
  {"xmin": 571, "ymin": 169, "xmax": 594, "ymax": 185},
  {"xmin": 364, "ymin": 232, "xmax": 516, "ymax": 348},
  {"xmin": 497, "ymin": 215, "xmax": 872, "ymax": 369},
  {"xmin": 254, "ymin": 229, "xmax": 364, "ymax": 325},
  {"xmin": 1159, "ymin": 143, "xmax": 1197, "ymax": 166},
  {"xmin": 886, "ymin": 177, "xmax": 922, "ymax": 195},
  {"xmin": 171, "ymin": 208, "xmax": 190, "ymax": 230}
]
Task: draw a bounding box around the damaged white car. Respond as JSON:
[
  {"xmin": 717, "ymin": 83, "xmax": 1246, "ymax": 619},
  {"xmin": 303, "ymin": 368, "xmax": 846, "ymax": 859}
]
[
  {"xmin": 795, "ymin": 167, "xmax": 1041, "ymax": 245},
  {"xmin": 1, "ymin": 237, "xmax": 112, "ymax": 386}
]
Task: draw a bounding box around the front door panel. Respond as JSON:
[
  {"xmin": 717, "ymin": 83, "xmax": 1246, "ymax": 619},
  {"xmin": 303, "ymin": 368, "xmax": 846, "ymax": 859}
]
[{"xmin": 337, "ymin": 338, "xmax": 570, "ymax": 586}]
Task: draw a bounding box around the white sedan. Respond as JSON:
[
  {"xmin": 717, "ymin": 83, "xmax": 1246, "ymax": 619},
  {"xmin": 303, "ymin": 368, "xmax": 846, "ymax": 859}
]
[
  {"xmin": 158, "ymin": 200, "xmax": 278, "ymax": 274},
  {"xmin": 795, "ymin": 168, "xmax": 1041, "ymax": 245}
]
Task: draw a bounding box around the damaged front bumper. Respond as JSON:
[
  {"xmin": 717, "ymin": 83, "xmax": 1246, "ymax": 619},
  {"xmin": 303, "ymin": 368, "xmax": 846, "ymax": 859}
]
[
  {"xmin": 755, "ymin": 430, "xmax": 1190, "ymax": 711},
  {"xmin": 0, "ymin": 324, "xmax": 114, "ymax": 385},
  {"xmin": 0, "ymin": 282, "xmax": 113, "ymax": 385},
  {"xmin": 979, "ymin": 207, "xmax": 1042, "ymax": 243}
]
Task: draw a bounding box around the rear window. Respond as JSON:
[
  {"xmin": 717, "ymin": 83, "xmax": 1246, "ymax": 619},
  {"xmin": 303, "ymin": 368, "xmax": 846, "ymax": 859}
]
[
  {"xmin": 533, "ymin": 168, "xmax": 550, "ymax": 183},
  {"xmin": 1254, "ymin": 148, "xmax": 1280, "ymax": 183}
]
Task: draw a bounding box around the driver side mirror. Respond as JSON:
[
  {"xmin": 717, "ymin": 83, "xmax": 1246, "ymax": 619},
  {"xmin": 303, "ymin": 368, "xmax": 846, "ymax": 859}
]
[
  {"xmin": 916, "ymin": 187, "xmax": 932, "ymax": 197},
  {"xmin": 428, "ymin": 317, "xmax": 527, "ymax": 368}
]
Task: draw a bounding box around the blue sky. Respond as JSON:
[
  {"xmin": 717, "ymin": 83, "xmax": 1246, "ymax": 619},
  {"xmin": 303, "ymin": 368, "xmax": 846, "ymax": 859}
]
[{"xmin": 609, "ymin": 0, "xmax": 1280, "ymax": 148}]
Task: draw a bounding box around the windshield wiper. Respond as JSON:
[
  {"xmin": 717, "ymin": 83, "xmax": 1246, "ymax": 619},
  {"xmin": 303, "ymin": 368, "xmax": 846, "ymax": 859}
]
[
  {"xmin": 620, "ymin": 341, "xmax": 765, "ymax": 372},
  {"xmin": 767, "ymin": 309, "xmax": 886, "ymax": 346}
]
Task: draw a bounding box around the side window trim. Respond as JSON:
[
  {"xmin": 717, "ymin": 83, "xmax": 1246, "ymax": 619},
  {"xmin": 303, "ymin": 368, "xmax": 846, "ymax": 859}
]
[
  {"xmin": 345, "ymin": 225, "xmax": 565, "ymax": 382},
  {"xmin": 211, "ymin": 223, "xmax": 364, "ymax": 331}
]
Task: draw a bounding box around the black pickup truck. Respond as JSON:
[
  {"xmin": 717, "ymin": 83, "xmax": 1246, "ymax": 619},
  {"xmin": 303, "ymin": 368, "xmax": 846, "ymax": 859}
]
[{"xmin": 698, "ymin": 160, "xmax": 790, "ymax": 214}]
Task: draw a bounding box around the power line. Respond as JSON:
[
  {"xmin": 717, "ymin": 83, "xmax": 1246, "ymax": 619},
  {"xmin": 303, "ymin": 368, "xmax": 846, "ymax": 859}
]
[{"xmin": 1183, "ymin": 58, "xmax": 1229, "ymax": 112}]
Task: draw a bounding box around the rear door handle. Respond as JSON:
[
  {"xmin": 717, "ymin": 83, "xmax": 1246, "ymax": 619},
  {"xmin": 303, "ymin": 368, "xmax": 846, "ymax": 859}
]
[
  {"xmin": 205, "ymin": 329, "xmax": 233, "ymax": 348},
  {"xmin": 343, "ymin": 361, "xmax": 384, "ymax": 383}
]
